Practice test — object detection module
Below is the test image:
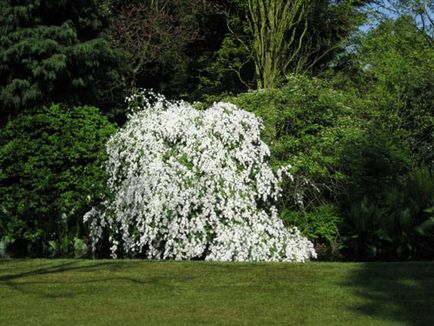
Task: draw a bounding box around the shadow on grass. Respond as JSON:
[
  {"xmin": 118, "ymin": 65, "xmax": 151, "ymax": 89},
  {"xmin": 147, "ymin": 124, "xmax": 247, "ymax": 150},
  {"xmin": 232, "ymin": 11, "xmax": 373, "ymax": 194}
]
[
  {"xmin": 0, "ymin": 261, "xmax": 100, "ymax": 281},
  {"xmin": 0, "ymin": 260, "xmax": 196, "ymax": 299},
  {"xmin": 345, "ymin": 262, "xmax": 434, "ymax": 325}
]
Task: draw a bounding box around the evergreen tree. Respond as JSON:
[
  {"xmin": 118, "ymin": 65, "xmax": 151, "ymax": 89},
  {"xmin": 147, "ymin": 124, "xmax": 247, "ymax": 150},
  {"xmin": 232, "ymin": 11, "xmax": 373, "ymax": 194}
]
[{"xmin": 0, "ymin": 0, "xmax": 126, "ymax": 123}]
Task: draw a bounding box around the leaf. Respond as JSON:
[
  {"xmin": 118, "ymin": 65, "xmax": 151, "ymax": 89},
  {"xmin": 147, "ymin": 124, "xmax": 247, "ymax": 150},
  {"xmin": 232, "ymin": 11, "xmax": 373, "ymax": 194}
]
[{"xmin": 414, "ymin": 217, "xmax": 434, "ymax": 236}]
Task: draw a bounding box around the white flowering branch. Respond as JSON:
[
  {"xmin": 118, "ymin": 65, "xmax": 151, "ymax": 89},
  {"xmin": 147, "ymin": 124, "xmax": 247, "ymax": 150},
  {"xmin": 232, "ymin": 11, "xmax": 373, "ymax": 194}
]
[{"xmin": 84, "ymin": 91, "xmax": 316, "ymax": 262}]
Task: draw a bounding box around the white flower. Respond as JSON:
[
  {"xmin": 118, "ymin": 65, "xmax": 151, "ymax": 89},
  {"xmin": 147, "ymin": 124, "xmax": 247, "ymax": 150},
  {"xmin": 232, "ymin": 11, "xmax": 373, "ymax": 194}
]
[{"xmin": 84, "ymin": 90, "xmax": 316, "ymax": 262}]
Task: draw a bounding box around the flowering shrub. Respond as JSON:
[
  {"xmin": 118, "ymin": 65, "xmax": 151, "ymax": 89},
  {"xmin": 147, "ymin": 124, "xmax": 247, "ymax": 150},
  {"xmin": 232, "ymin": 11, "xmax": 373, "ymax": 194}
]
[{"xmin": 84, "ymin": 91, "xmax": 316, "ymax": 262}]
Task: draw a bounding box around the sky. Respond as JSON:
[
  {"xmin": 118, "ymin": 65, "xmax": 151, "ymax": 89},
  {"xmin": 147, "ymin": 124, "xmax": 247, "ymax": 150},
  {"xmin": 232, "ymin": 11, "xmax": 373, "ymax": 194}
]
[
  {"xmin": 359, "ymin": 1, "xmax": 434, "ymax": 33},
  {"xmin": 359, "ymin": 2, "xmax": 399, "ymax": 33}
]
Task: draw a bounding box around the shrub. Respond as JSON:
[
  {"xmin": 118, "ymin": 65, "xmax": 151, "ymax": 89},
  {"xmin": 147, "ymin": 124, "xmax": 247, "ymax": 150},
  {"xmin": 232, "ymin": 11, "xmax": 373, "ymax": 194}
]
[
  {"xmin": 336, "ymin": 127, "xmax": 412, "ymax": 260},
  {"xmin": 281, "ymin": 205, "xmax": 342, "ymax": 245},
  {"xmin": 281, "ymin": 205, "xmax": 343, "ymax": 260},
  {"xmin": 84, "ymin": 91, "xmax": 316, "ymax": 262},
  {"xmin": 225, "ymin": 75, "xmax": 367, "ymax": 260},
  {"xmin": 227, "ymin": 74, "xmax": 364, "ymax": 208},
  {"xmin": 338, "ymin": 128, "xmax": 413, "ymax": 204},
  {"xmin": 342, "ymin": 167, "xmax": 434, "ymax": 260},
  {"xmin": 0, "ymin": 104, "xmax": 115, "ymax": 256}
]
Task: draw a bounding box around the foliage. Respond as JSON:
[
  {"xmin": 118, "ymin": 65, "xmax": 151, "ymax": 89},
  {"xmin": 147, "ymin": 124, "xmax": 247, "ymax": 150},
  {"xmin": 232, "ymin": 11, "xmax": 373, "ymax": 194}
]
[
  {"xmin": 337, "ymin": 126, "xmax": 413, "ymax": 259},
  {"xmin": 0, "ymin": 104, "xmax": 115, "ymax": 257},
  {"xmin": 281, "ymin": 204, "xmax": 343, "ymax": 260},
  {"xmin": 338, "ymin": 127, "xmax": 413, "ymax": 203},
  {"xmin": 368, "ymin": 0, "xmax": 434, "ymax": 42},
  {"xmin": 84, "ymin": 91, "xmax": 316, "ymax": 262},
  {"xmin": 0, "ymin": 0, "xmax": 127, "ymax": 123},
  {"xmin": 197, "ymin": 0, "xmax": 369, "ymax": 95},
  {"xmin": 196, "ymin": 34, "xmax": 254, "ymax": 100},
  {"xmin": 227, "ymin": 71, "xmax": 434, "ymax": 261},
  {"xmin": 343, "ymin": 167, "xmax": 434, "ymax": 260},
  {"xmin": 228, "ymin": 74, "xmax": 364, "ymax": 208},
  {"xmin": 108, "ymin": 0, "xmax": 220, "ymax": 99},
  {"xmin": 325, "ymin": 12, "xmax": 434, "ymax": 260},
  {"xmin": 1, "ymin": 0, "xmax": 432, "ymax": 265},
  {"xmin": 296, "ymin": 0, "xmax": 369, "ymax": 74},
  {"xmin": 363, "ymin": 17, "xmax": 434, "ymax": 168},
  {"xmin": 331, "ymin": 17, "xmax": 434, "ymax": 168}
]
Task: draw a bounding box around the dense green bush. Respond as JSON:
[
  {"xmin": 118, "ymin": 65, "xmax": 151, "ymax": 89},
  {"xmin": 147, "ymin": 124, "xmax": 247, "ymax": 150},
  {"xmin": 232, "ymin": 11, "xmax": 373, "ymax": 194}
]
[
  {"xmin": 228, "ymin": 74, "xmax": 365, "ymax": 208},
  {"xmin": 0, "ymin": 104, "xmax": 115, "ymax": 257},
  {"xmin": 226, "ymin": 75, "xmax": 368, "ymax": 260},
  {"xmin": 338, "ymin": 127, "xmax": 413, "ymax": 204},
  {"xmin": 328, "ymin": 16, "xmax": 434, "ymax": 259},
  {"xmin": 330, "ymin": 17, "xmax": 434, "ymax": 169},
  {"xmin": 342, "ymin": 167, "xmax": 434, "ymax": 260},
  {"xmin": 281, "ymin": 204, "xmax": 343, "ymax": 260},
  {"xmin": 228, "ymin": 74, "xmax": 434, "ymax": 261}
]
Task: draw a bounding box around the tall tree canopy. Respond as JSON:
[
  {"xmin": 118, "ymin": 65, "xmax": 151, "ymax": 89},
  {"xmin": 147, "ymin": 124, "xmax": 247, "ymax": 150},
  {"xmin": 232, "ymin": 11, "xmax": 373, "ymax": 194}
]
[
  {"xmin": 245, "ymin": 0, "xmax": 309, "ymax": 89},
  {"xmin": 334, "ymin": 16, "xmax": 434, "ymax": 168},
  {"xmin": 107, "ymin": 0, "xmax": 220, "ymax": 98},
  {"xmin": 197, "ymin": 0, "xmax": 369, "ymax": 94},
  {"xmin": 369, "ymin": 0, "xmax": 433, "ymax": 44}
]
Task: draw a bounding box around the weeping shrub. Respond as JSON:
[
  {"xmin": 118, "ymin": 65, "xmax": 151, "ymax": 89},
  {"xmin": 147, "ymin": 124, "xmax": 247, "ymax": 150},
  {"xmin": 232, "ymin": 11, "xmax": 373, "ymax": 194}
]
[{"xmin": 84, "ymin": 91, "xmax": 316, "ymax": 262}]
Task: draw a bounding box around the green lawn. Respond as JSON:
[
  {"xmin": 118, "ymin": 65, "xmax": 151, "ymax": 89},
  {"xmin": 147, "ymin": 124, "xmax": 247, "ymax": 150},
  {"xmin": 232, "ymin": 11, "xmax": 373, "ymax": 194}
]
[{"xmin": 0, "ymin": 260, "xmax": 433, "ymax": 325}]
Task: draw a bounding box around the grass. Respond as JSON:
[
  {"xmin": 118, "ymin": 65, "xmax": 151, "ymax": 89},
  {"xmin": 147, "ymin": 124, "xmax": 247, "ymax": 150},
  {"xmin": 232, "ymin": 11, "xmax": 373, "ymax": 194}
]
[{"xmin": 1, "ymin": 260, "xmax": 433, "ymax": 325}]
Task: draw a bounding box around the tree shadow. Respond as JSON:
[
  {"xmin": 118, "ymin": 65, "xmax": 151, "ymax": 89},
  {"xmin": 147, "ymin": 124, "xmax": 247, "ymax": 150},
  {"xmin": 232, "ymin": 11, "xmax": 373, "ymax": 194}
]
[
  {"xmin": 344, "ymin": 262, "xmax": 434, "ymax": 325},
  {"xmin": 0, "ymin": 260, "xmax": 197, "ymax": 299}
]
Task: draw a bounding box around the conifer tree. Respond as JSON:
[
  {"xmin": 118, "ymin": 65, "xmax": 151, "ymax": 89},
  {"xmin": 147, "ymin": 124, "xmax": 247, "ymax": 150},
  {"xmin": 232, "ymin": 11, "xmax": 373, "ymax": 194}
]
[{"xmin": 0, "ymin": 0, "xmax": 126, "ymax": 123}]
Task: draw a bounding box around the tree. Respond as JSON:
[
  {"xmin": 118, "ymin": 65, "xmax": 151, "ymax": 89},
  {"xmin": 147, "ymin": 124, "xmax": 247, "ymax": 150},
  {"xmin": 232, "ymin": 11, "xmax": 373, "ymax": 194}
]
[
  {"xmin": 197, "ymin": 0, "xmax": 369, "ymax": 94},
  {"xmin": 332, "ymin": 16, "xmax": 434, "ymax": 168},
  {"xmin": 295, "ymin": 0, "xmax": 369, "ymax": 74},
  {"xmin": 0, "ymin": 0, "xmax": 126, "ymax": 123},
  {"xmin": 109, "ymin": 0, "xmax": 200, "ymax": 91},
  {"xmin": 245, "ymin": 0, "xmax": 309, "ymax": 88},
  {"xmin": 108, "ymin": 0, "xmax": 219, "ymax": 97},
  {"xmin": 369, "ymin": 0, "xmax": 434, "ymax": 45}
]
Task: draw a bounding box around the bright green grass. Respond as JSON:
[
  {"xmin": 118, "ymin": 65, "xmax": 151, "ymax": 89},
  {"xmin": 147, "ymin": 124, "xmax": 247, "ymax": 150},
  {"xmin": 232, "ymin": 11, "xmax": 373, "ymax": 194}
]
[{"xmin": 0, "ymin": 260, "xmax": 433, "ymax": 325}]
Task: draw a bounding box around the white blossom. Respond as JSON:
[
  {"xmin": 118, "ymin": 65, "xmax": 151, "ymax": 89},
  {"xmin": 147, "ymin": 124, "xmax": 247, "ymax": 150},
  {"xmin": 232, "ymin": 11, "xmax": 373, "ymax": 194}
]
[{"xmin": 84, "ymin": 91, "xmax": 316, "ymax": 262}]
